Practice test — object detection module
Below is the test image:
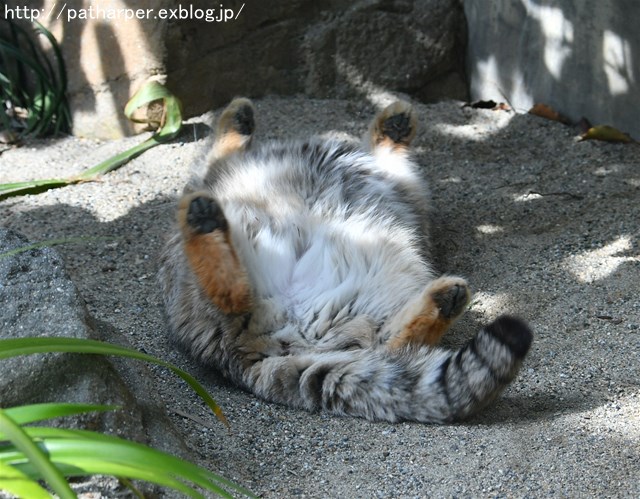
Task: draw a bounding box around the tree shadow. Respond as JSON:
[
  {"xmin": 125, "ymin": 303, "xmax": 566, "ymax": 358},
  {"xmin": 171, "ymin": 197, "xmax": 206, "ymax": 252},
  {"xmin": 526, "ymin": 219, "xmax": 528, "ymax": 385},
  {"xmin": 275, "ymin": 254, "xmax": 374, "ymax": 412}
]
[{"xmin": 464, "ymin": 0, "xmax": 639, "ymax": 138}]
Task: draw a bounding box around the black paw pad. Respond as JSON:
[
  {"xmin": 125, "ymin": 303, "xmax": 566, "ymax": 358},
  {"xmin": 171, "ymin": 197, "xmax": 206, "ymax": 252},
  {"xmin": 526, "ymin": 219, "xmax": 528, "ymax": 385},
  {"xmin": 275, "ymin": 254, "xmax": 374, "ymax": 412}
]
[
  {"xmin": 434, "ymin": 284, "xmax": 468, "ymax": 318},
  {"xmin": 233, "ymin": 104, "xmax": 255, "ymax": 136},
  {"xmin": 485, "ymin": 315, "xmax": 533, "ymax": 359},
  {"xmin": 382, "ymin": 113, "xmax": 412, "ymax": 143},
  {"xmin": 186, "ymin": 196, "xmax": 227, "ymax": 234}
]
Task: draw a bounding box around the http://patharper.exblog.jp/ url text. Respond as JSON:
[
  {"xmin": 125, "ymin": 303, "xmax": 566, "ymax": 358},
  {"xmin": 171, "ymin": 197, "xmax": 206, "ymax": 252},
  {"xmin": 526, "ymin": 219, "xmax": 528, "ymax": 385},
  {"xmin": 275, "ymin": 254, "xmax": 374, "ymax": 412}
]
[{"xmin": 4, "ymin": 3, "xmax": 245, "ymax": 23}]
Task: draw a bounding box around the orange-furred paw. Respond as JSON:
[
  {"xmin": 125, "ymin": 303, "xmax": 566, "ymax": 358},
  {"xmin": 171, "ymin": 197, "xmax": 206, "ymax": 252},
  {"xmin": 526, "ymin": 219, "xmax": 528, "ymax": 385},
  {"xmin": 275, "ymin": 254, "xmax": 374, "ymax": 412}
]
[
  {"xmin": 179, "ymin": 192, "xmax": 252, "ymax": 314},
  {"xmin": 387, "ymin": 277, "xmax": 470, "ymax": 349}
]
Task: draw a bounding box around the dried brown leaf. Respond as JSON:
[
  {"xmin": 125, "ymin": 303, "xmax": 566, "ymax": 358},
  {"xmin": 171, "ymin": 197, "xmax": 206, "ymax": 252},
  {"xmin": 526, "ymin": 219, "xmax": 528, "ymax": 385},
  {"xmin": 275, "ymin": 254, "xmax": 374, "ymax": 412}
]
[{"xmin": 529, "ymin": 103, "xmax": 571, "ymax": 124}]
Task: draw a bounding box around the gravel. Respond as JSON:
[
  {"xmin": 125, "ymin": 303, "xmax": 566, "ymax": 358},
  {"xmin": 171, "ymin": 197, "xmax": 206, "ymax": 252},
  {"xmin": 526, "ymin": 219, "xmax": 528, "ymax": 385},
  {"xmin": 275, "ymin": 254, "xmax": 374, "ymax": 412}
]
[{"xmin": 1, "ymin": 96, "xmax": 638, "ymax": 498}]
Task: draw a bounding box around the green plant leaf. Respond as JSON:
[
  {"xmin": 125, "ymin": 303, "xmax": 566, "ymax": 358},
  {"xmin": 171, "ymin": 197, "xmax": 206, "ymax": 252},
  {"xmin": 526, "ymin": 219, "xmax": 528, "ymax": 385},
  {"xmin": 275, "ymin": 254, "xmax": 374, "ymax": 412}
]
[
  {"xmin": 0, "ymin": 81, "xmax": 183, "ymax": 199},
  {"xmin": 0, "ymin": 404, "xmax": 255, "ymax": 497},
  {"xmin": 0, "ymin": 178, "xmax": 73, "ymax": 200},
  {"xmin": 0, "ymin": 337, "xmax": 228, "ymax": 427},
  {"xmin": 0, "ymin": 19, "xmax": 68, "ymax": 138},
  {"xmin": 0, "ymin": 235, "xmax": 119, "ymax": 259},
  {"xmin": 1, "ymin": 427, "xmax": 256, "ymax": 498},
  {"xmin": 0, "ymin": 344, "xmax": 256, "ymax": 497},
  {"xmin": 33, "ymin": 21, "xmax": 70, "ymax": 135},
  {"xmin": 3, "ymin": 403, "xmax": 119, "ymax": 426},
  {"xmin": 0, "ymin": 409, "xmax": 75, "ymax": 499},
  {"xmin": 0, "ymin": 460, "xmax": 52, "ymax": 499},
  {"xmin": 72, "ymin": 133, "xmax": 164, "ymax": 181},
  {"xmin": 76, "ymin": 81, "xmax": 182, "ymax": 180}
]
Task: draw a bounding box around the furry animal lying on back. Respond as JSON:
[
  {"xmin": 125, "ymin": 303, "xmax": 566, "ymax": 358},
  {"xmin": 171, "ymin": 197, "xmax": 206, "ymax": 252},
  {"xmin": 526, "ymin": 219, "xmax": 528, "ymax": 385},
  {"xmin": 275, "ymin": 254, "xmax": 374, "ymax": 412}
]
[{"xmin": 158, "ymin": 98, "xmax": 533, "ymax": 423}]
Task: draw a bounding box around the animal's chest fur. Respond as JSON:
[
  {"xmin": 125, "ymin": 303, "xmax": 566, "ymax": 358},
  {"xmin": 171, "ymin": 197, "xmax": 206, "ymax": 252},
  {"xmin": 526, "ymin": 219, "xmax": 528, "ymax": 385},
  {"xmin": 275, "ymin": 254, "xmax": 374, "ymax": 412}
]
[{"xmin": 213, "ymin": 141, "xmax": 432, "ymax": 344}]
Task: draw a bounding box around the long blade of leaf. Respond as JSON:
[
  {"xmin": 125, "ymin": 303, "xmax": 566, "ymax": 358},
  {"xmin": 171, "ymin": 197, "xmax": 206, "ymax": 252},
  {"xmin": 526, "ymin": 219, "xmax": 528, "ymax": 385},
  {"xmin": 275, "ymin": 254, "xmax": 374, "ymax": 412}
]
[
  {"xmin": 0, "ymin": 41, "xmax": 56, "ymax": 103},
  {"xmin": 3, "ymin": 403, "xmax": 119, "ymax": 426},
  {"xmin": 0, "ymin": 460, "xmax": 52, "ymax": 499},
  {"xmin": 0, "ymin": 338, "xmax": 228, "ymax": 427},
  {"xmin": 2, "ymin": 453, "xmax": 206, "ymax": 499},
  {"xmin": 5, "ymin": 455, "xmax": 207, "ymax": 499},
  {"xmin": 34, "ymin": 21, "xmax": 69, "ymax": 131},
  {"xmin": 0, "ymin": 235, "xmax": 118, "ymax": 259},
  {"xmin": 0, "ymin": 178, "xmax": 72, "ymax": 200},
  {"xmin": 0, "ymin": 410, "xmax": 75, "ymax": 499},
  {"xmin": 6, "ymin": 428, "xmax": 255, "ymax": 498},
  {"xmin": 73, "ymin": 135, "xmax": 162, "ymax": 180},
  {"xmin": 76, "ymin": 82, "xmax": 182, "ymax": 180},
  {"xmin": 0, "ymin": 82, "xmax": 181, "ymax": 198},
  {"xmin": 0, "ymin": 19, "xmax": 69, "ymax": 137}
]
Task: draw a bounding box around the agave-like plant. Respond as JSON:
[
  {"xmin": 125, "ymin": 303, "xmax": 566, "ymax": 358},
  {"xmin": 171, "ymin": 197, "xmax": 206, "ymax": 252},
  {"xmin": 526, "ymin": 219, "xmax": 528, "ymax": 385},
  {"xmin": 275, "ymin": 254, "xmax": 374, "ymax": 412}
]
[
  {"xmin": 0, "ymin": 80, "xmax": 182, "ymax": 200},
  {"xmin": 0, "ymin": 17, "xmax": 71, "ymax": 139},
  {"xmin": 0, "ymin": 338, "xmax": 254, "ymax": 498}
]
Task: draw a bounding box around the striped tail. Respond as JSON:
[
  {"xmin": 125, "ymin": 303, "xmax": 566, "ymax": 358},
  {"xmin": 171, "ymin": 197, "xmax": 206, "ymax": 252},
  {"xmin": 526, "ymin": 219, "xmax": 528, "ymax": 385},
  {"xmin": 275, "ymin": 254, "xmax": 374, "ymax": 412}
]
[{"xmin": 244, "ymin": 315, "xmax": 533, "ymax": 423}]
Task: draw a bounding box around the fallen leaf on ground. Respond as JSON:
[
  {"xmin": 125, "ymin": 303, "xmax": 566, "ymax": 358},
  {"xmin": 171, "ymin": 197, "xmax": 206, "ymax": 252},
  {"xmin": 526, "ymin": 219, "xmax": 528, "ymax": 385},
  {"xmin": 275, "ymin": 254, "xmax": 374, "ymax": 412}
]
[
  {"xmin": 580, "ymin": 125, "xmax": 633, "ymax": 143},
  {"xmin": 529, "ymin": 103, "xmax": 571, "ymax": 124}
]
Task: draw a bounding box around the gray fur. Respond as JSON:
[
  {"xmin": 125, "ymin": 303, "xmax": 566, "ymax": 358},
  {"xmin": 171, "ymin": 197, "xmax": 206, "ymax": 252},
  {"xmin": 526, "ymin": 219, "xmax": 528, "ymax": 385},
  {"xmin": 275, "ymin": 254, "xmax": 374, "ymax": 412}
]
[{"xmin": 158, "ymin": 102, "xmax": 532, "ymax": 423}]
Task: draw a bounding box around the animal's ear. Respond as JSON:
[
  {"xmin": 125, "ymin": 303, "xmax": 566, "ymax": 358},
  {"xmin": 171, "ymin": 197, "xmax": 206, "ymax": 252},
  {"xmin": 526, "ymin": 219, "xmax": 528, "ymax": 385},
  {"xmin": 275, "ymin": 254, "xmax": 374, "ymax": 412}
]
[
  {"xmin": 367, "ymin": 101, "xmax": 417, "ymax": 153},
  {"xmin": 208, "ymin": 97, "xmax": 255, "ymax": 161}
]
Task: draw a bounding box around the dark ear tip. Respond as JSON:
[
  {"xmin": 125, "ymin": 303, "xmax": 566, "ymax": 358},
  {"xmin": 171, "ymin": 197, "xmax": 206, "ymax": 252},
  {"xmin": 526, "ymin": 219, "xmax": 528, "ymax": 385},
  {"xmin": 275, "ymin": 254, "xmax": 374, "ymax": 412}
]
[{"xmin": 485, "ymin": 315, "xmax": 533, "ymax": 359}]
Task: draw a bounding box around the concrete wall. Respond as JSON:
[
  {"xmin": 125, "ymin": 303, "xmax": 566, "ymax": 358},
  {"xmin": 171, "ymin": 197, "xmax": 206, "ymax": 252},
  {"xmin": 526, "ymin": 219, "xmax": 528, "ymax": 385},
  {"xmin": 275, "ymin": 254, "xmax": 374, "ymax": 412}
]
[{"xmin": 464, "ymin": 0, "xmax": 639, "ymax": 139}]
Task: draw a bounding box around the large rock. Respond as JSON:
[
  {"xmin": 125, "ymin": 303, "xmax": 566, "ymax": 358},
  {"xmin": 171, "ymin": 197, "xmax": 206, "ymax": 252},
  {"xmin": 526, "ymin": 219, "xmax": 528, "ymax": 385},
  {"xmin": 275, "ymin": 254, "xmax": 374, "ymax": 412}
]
[
  {"xmin": 464, "ymin": 0, "xmax": 640, "ymax": 139},
  {"xmin": 0, "ymin": 228, "xmax": 186, "ymax": 455},
  {"xmin": 166, "ymin": 0, "xmax": 468, "ymax": 114}
]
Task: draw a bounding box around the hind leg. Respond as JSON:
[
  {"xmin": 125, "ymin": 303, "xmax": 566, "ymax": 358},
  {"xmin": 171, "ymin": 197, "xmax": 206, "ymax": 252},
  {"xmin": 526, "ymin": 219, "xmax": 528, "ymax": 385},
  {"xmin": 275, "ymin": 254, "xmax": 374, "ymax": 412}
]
[
  {"xmin": 386, "ymin": 276, "xmax": 470, "ymax": 349},
  {"xmin": 207, "ymin": 97, "xmax": 255, "ymax": 161},
  {"xmin": 178, "ymin": 192, "xmax": 252, "ymax": 314},
  {"xmin": 367, "ymin": 100, "xmax": 417, "ymax": 153}
]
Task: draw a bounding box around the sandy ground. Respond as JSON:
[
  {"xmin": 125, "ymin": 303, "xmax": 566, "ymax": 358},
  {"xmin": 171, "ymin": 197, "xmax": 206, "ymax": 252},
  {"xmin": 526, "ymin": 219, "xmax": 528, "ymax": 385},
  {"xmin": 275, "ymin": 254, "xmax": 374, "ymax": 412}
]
[{"xmin": 1, "ymin": 96, "xmax": 639, "ymax": 498}]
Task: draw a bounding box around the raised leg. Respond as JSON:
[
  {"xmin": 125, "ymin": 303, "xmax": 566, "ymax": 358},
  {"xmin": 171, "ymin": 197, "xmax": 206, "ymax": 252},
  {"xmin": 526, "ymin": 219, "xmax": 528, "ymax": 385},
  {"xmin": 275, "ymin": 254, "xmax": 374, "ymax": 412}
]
[
  {"xmin": 178, "ymin": 192, "xmax": 252, "ymax": 314},
  {"xmin": 386, "ymin": 276, "xmax": 470, "ymax": 349},
  {"xmin": 367, "ymin": 100, "xmax": 417, "ymax": 153},
  {"xmin": 207, "ymin": 97, "xmax": 255, "ymax": 161}
]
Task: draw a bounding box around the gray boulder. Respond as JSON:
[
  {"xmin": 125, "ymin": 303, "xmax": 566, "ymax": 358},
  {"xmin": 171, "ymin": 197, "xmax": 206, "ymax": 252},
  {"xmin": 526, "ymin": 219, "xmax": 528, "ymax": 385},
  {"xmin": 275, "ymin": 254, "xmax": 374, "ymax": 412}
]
[
  {"xmin": 0, "ymin": 228, "xmax": 186, "ymax": 455},
  {"xmin": 164, "ymin": 0, "xmax": 469, "ymax": 115}
]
